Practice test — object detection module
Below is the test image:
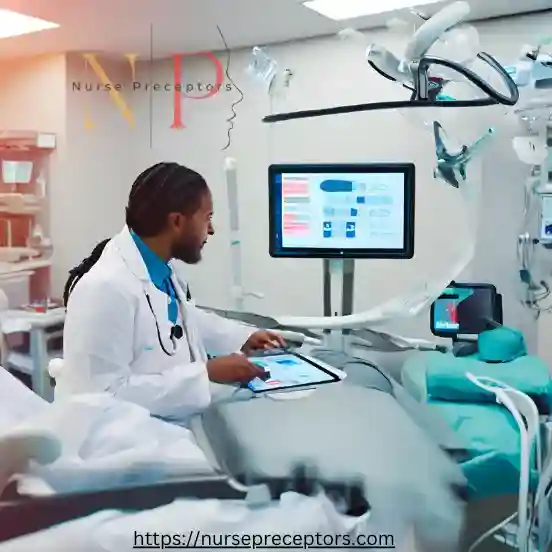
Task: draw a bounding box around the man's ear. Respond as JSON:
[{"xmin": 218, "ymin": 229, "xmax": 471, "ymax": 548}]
[{"xmin": 167, "ymin": 212, "xmax": 185, "ymax": 230}]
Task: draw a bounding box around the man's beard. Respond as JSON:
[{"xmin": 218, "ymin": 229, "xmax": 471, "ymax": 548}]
[{"xmin": 171, "ymin": 242, "xmax": 201, "ymax": 264}]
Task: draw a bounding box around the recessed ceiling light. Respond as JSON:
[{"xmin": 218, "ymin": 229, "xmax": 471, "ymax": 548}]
[
  {"xmin": 0, "ymin": 9, "xmax": 59, "ymax": 39},
  {"xmin": 302, "ymin": 0, "xmax": 443, "ymax": 21}
]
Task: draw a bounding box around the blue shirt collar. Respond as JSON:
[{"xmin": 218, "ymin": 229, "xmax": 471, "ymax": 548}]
[{"xmin": 130, "ymin": 230, "xmax": 172, "ymax": 287}]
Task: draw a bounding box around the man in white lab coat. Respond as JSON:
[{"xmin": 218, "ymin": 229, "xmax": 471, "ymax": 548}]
[{"xmin": 60, "ymin": 162, "xmax": 284, "ymax": 424}]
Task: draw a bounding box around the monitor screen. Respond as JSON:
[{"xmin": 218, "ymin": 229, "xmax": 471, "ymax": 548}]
[
  {"xmin": 247, "ymin": 353, "xmax": 337, "ymax": 393},
  {"xmin": 268, "ymin": 164, "xmax": 415, "ymax": 259}
]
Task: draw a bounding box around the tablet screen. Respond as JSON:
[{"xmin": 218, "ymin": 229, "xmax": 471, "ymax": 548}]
[{"xmin": 247, "ymin": 353, "xmax": 337, "ymax": 392}]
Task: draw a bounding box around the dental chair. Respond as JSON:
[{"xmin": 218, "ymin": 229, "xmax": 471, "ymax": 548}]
[
  {"xmin": 400, "ymin": 283, "xmax": 552, "ymax": 550},
  {"xmin": 402, "ymin": 283, "xmax": 552, "ymax": 497}
]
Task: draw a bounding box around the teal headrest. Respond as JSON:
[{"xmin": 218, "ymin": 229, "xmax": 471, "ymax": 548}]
[{"xmin": 477, "ymin": 326, "xmax": 527, "ymax": 363}]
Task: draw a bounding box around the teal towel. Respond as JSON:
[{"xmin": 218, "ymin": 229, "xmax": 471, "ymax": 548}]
[{"xmin": 425, "ymin": 352, "xmax": 551, "ymax": 404}]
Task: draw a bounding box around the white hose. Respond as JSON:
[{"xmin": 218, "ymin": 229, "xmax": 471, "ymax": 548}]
[
  {"xmin": 403, "ymin": 1, "xmax": 470, "ymax": 63},
  {"xmin": 468, "ymin": 513, "xmax": 517, "ymax": 552}
]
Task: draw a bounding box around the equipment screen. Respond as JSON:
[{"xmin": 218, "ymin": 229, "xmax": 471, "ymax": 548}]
[
  {"xmin": 431, "ymin": 285, "xmax": 499, "ymax": 337},
  {"xmin": 540, "ymin": 194, "xmax": 552, "ymax": 241},
  {"xmin": 247, "ymin": 353, "xmax": 338, "ymax": 393},
  {"xmin": 268, "ymin": 164, "xmax": 415, "ymax": 259}
]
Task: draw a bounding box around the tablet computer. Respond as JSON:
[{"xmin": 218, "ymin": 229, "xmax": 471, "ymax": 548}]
[{"xmin": 246, "ymin": 351, "xmax": 340, "ymax": 394}]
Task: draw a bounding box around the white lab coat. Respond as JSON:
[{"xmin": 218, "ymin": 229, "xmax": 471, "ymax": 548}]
[{"xmin": 59, "ymin": 226, "xmax": 255, "ymax": 423}]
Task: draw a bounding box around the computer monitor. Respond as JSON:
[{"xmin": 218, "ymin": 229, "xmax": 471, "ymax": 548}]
[{"xmin": 268, "ymin": 164, "xmax": 415, "ymax": 259}]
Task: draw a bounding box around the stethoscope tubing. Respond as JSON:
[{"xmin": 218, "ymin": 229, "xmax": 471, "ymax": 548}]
[{"xmin": 144, "ymin": 279, "xmax": 185, "ymax": 357}]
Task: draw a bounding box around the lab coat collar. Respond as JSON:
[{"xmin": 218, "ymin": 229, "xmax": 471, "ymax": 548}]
[
  {"xmin": 112, "ymin": 226, "xmax": 151, "ymax": 282},
  {"xmin": 113, "ymin": 227, "xmax": 189, "ymax": 301},
  {"xmin": 130, "ymin": 229, "xmax": 172, "ymax": 288}
]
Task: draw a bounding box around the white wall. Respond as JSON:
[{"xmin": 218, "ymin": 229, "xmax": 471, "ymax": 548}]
[
  {"xmin": 62, "ymin": 54, "xmax": 140, "ymax": 293},
  {"xmin": 59, "ymin": 11, "xmax": 552, "ymax": 347}
]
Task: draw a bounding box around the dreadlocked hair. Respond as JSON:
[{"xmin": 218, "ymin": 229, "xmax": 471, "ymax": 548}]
[
  {"xmin": 125, "ymin": 162, "xmax": 209, "ymax": 237},
  {"xmin": 63, "ymin": 239, "xmax": 110, "ymax": 306}
]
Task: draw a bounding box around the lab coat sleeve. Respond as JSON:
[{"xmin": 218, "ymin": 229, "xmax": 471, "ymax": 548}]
[
  {"xmin": 191, "ymin": 305, "xmax": 256, "ymax": 355},
  {"xmin": 63, "ymin": 279, "xmax": 210, "ymax": 419}
]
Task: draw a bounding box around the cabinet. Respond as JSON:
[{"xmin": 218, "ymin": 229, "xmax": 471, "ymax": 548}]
[{"xmin": 0, "ymin": 130, "xmax": 55, "ymax": 307}]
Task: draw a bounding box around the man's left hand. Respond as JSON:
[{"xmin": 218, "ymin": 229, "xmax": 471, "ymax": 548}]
[{"xmin": 241, "ymin": 330, "xmax": 286, "ymax": 354}]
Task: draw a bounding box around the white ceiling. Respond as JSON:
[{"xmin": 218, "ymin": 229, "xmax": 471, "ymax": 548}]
[{"xmin": 0, "ymin": 0, "xmax": 549, "ymax": 58}]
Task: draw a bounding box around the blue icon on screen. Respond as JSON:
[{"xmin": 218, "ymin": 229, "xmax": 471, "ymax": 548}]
[
  {"xmin": 323, "ymin": 221, "xmax": 332, "ymax": 238},
  {"xmin": 346, "ymin": 222, "xmax": 356, "ymax": 238}
]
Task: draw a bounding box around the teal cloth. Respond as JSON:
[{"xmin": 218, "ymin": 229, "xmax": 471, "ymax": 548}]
[
  {"xmin": 477, "ymin": 326, "xmax": 527, "ymax": 363},
  {"xmin": 425, "ymin": 352, "xmax": 551, "ymax": 405},
  {"xmin": 430, "ymin": 402, "xmax": 522, "ymax": 497},
  {"xmin": 131, "ymin": 230, "xmax": 178, "ymax": 324},
  {"xmin": 402, "ymin": 353, "xmax": 544, "ymax": 498}
]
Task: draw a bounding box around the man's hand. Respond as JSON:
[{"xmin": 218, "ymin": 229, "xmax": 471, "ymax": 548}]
[
  {"xmin": 241, "ymin": 330, "xmax": 286, "ymax": 354},
  {"xmin": 207, "ymin": 354, "xmax": 267, "ymax": 385}
]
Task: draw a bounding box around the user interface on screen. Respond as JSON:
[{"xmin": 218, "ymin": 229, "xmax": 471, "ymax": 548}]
[
  {"xmin": 273, "ymin": 171, "xmax": 406, "ymax": 251},
  {"xmin": 433, "ymin": 297, "xmax": 460, "ymax": 333},
  {"xmin": 432, "ymin": 287, "xmax": 497, "ymax": 336},
  {"xmin": 247, "ymin": 353, "xmax": 335, "ymax": 392}
]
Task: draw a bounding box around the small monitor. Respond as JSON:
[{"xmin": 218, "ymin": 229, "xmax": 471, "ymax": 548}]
[
  {"xmin": 268, "ymin": 163, "xmax": 415, "ymax": 259},
  {"xmin": 539, "ymin": 194, "xmax": 552, "ymax": 242},
  {"xmin": 430, "ymin": 283, "xmax": 502, "ymax": 338}
]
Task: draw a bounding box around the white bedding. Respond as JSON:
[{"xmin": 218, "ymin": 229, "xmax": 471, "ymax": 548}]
[{"xmin": 0, "ymin": 367, "xmax": 213, "ymax": 495}]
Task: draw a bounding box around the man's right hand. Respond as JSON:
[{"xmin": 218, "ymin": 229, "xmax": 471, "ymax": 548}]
[{"xmin": 206, "ymin": 354, "xmax": 267, "ymax": 385}]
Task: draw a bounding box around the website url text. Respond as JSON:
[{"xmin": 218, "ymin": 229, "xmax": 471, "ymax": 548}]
[{"xmin": 133, "ymin": 530, "xmax": 396, "ymax": 549}]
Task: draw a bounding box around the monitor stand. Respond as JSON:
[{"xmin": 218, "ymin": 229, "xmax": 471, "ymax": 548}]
[
  {"xmin": 451, "ymin": 335, "xmax": 478, "ymax": 357},
  {"xmin": 323, "ymin": 259, "xmax": 355, "ymax": 352}
]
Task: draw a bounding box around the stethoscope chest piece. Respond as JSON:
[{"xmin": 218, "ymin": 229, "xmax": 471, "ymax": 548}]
[
  {"xmin": 145, "ymin": 289, "xmax": 185, "ymax": 357},
  {"xmin": 171, "ymin": 325, "xmax": 184, "ymax": 340}
]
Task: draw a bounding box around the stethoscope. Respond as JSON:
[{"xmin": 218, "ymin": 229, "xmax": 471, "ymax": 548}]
[{"xmin": 144, "ymin": 279, "xmax": 190, "ymax": 357}]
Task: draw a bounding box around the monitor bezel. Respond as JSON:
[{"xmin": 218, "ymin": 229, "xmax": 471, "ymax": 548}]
[{"xmin": 268, "ymin": 163, "xmax": 415, "ymax": 259}]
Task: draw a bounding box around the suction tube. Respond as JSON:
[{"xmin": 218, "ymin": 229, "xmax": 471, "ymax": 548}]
[
  {"xmin": 418, "ymin": 52, "xmax": 519, "ymax": 105},
  {"xmin": 264, "ymin": 52, "xmax": 519, "ymax": 123}
]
